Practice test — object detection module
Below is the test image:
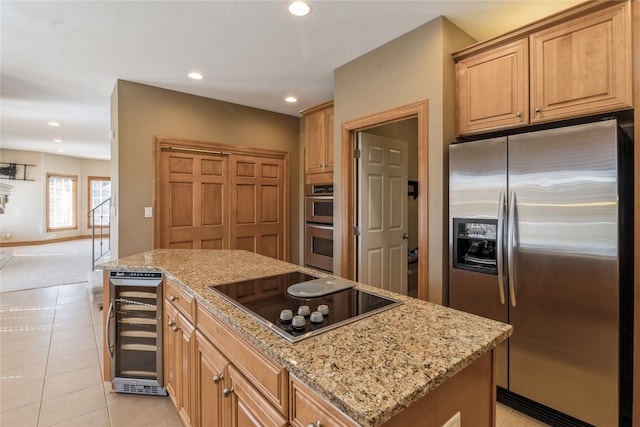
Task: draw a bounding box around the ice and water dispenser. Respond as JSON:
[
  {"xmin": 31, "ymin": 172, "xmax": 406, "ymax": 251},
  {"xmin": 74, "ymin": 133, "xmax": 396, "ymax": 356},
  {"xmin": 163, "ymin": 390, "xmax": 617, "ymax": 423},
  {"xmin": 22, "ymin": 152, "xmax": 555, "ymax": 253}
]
[{"xmin": 452, "ymin": 219, "xmax": 498, "ymax": 274}]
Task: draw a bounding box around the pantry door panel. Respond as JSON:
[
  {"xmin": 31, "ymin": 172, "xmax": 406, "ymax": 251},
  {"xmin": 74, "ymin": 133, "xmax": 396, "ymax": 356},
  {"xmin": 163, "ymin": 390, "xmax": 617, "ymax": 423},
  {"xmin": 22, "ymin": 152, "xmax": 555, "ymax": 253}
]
[
  {"xmin": 159, "ymin": 150, "xmax": 228, "ymax": 249},
  {"xmin": 230, "ymin": 155, "xmax": 286, "ymax": 260}
]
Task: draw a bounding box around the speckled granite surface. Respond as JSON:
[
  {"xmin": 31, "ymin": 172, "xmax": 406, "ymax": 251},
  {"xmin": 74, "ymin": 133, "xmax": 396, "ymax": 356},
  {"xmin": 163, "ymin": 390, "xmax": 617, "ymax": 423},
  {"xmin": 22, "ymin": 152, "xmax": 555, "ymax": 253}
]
[{"xmin": 100, "ymin": 249, "xmax": 512, "ymax": 427}]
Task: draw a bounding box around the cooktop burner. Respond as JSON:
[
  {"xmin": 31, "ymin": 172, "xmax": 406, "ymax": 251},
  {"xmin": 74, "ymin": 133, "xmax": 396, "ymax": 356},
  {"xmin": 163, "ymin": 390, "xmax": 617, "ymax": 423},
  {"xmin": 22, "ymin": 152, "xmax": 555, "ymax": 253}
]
[{"xmin": 207, "ymin": 271, "xmax": 401, "ymax": 343}]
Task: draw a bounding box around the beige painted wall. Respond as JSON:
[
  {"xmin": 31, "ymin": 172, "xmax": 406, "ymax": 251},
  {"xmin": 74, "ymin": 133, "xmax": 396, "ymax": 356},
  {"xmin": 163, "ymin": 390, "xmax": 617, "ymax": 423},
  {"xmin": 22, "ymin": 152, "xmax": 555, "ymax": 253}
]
[
  {"xmin": 333, "ymin": 17, "xmax": 475, "ymax": 304},
  {"xmin": 112, "ymin": 81, "xmax": 301, "ymax": 260},
  {"xmin": 0, "ymin": 149, "xmax": 110, "ymax": 243}
]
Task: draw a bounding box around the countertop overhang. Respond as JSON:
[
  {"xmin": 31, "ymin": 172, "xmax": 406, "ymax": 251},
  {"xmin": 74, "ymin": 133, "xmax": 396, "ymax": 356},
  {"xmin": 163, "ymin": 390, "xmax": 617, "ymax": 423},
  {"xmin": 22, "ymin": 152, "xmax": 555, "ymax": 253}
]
[{"xmin": 99, "ymin": 249, "xmax": 513, "ymax": 426}]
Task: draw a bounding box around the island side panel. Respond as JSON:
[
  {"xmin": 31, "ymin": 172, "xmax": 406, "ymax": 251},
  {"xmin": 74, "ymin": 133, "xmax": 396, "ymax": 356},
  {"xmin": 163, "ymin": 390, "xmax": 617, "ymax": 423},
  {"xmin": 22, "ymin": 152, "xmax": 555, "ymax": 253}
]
[
  {"xmin": 102, "ymin": 269, "xmax": 110, "ymax": 382},
  {"xmin": 382, "ymin": 349, "xmax": 496, "ymax": 427}
]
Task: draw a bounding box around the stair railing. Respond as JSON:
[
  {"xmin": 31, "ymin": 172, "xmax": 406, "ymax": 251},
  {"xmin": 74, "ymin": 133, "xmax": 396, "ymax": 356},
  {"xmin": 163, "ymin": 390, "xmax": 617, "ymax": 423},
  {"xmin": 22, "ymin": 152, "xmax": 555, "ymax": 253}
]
[{"xmin": 89, "ymin": 197, "xmax": 111, "ymax": 270}]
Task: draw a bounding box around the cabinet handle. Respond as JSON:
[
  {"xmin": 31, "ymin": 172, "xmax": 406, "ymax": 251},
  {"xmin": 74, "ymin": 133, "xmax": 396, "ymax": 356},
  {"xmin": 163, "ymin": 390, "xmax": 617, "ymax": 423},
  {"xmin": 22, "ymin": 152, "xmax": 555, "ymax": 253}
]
[
  {"xmin": 307, "ymin": 422, "xmax": 322, "ymax": 427},
  {"xmin": 167, "ymin": 319, "xmax": 175, "ymax": 327},
  {"xmin": 168, "ymin": 295, "xmax": 177, "ymax": 302},
  {"xmin": 515, "ymin": 111, "xmax": 522, "ymax": 117},
  {"xmin": 172, "ymin": 325, "xmax": 179, "ymax": 332},
  {"xmin": 213, "ymin": 374, "xmax": 224, "ymax": 384},
  {"xmin": 223, "ymin": 387, "xmax": 234, "ymax": 397},
  {"xmin": 535, "ymin": 107, "xmax": 541, "ymax": 113}
]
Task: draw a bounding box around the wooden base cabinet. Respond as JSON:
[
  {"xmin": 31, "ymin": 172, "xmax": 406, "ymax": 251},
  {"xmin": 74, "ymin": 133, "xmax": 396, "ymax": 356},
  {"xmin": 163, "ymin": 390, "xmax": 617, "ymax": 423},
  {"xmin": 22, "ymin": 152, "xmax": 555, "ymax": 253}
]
[
  {"xmin": 195, "ymin": 330, "xmax": 227, "ymax": 427},
  {"xmin": 228, "ymin": 365, "xmax": 288, "ymax": 427},
  {"xmin": 164, "ymin": 278, "xmax": 196, "ymax": 427},
  {"xmin": 290, "ymin": 375, "xmax": 359, "ymax": 427},
  {"xmin": 195, "ymin": 331, "xmax": 288, "ymax": 427}
]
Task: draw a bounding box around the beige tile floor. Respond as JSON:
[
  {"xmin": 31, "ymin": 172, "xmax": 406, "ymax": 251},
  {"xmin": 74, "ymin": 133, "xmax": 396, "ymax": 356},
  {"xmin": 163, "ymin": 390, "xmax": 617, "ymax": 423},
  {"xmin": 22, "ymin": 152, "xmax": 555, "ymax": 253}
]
[
  {"xmin": 1, "ymin": 283, "xmax": 182, "ymax": 427},
  {"xmin": 1, "ymin": 281, "xmax": 550, "ymax": 426}
]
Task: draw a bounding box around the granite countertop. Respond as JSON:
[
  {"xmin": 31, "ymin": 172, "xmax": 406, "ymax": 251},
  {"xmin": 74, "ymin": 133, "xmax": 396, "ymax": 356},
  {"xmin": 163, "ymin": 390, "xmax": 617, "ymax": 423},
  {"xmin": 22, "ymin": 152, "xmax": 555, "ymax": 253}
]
[{"xmin": 100, "ymin": 249, "xmax": 512, "ymax": 427}]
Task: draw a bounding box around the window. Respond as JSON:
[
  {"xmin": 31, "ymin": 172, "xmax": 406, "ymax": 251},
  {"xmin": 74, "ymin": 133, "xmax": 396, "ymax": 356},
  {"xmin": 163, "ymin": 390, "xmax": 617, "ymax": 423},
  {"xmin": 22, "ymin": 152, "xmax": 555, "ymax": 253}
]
[
  {"xmin": 47, "ymin": 173, "xmax": 77, "ymax": 231},
  {"xmin": 88, "ymin": 176, "xmax": 111, "ymax": 228}
]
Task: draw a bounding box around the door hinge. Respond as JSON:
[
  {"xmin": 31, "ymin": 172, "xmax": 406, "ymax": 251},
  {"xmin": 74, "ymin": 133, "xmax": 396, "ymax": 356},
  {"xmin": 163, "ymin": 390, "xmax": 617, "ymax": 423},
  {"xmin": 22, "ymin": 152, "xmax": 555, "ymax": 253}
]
[
  {"xmin": 354, "ymin": 226, "xmax": 361, "ymax": 236},
  {"xmin": 354, "ymin": 149, "xmax": 361, "ymax": 159}
]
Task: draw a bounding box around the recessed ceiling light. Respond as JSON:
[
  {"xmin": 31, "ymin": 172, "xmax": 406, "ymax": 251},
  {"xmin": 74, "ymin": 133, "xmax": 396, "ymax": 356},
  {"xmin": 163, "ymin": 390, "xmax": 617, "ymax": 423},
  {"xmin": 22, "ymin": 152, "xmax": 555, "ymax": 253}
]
[
  {"xmin": 289, "ymin": 1, "xmax": 311, "ymax": 17},
  {"xmin": 188, "ymin": 72, "xmax": 204, "ymax": 80},
  {"xmin": 285, "ymin": 96, "xmax": 298, "ymax": 103},
  {"xmin": 53, "ymin": 139, "xmax": 63, "ymax": 143},
  {"xmin": 48, "ymin": 122, "xmax": 60, "ymax": 127}
]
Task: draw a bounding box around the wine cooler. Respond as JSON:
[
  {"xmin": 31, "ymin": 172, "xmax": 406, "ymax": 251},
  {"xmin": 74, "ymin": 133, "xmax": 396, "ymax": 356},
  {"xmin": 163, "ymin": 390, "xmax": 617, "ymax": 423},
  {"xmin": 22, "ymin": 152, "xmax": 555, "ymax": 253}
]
[{"xmin": 107, "ymin": 271, "xmax": 167, "ymax": 396}]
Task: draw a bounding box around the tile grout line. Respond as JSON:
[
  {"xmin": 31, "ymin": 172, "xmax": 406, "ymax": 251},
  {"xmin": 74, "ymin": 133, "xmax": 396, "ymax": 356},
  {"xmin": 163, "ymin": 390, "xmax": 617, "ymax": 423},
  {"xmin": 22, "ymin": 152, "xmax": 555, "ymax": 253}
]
[
  {"xmin": 36, "ymin": 284, "xmax": 59, "ymax": 427},
  {"xmin": 88, "ymin": 286, "xmax": 114, "ymax": 427}
]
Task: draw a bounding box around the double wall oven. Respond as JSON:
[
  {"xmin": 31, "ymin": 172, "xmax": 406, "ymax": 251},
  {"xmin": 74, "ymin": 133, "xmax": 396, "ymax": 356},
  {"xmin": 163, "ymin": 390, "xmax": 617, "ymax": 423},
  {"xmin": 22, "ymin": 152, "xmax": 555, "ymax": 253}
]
[{"xmin": 305, "ymin": 183, "xmax": 334, "ymax": 273}]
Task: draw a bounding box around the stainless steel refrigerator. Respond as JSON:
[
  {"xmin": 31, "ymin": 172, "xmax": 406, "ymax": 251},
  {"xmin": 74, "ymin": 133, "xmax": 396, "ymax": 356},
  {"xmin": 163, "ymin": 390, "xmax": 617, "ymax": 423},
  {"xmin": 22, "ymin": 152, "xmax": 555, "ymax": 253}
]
[{"xmin": 448, "ymin": 119, "xmax": 633, "ymax": 427}]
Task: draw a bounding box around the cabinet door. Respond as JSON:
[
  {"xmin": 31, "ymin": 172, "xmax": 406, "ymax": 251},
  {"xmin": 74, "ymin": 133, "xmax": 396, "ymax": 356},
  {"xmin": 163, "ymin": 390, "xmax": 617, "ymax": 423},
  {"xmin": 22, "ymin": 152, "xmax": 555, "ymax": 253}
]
[
  {"xmin": 195, "ymin": 331, "xmax": 228, "ymax": 427},
  {"xmin": 305, "ymin": 110, "xmax": 326, "ymax": 175},
  {"xmin": 324, "ymin": 108, "xmax": 334, "ymax": 173},
  {"xmin": 164, "ymin": 302, "xmax": 179, "ymax": 405},
  {"xmin": 530, "ymin": 1, "xmax": 632, "ymax": 123},
  {"xmin": 290, "ymin": 375, "xmax": 359, "ymax": 427},
  {"xmin": 164, "ymin": 301, "xmax": 195, "ymax": 426},
  {"xmin": 227, "ymin": 365, "xmax": 288, "ymax": 427},
  {"xmin": 456, "ymin": 38, "xmax": 529, "ymax": 135},
  {"xmin": 177, "ymin": 312, "xmax": 195, "ymax": 427}
]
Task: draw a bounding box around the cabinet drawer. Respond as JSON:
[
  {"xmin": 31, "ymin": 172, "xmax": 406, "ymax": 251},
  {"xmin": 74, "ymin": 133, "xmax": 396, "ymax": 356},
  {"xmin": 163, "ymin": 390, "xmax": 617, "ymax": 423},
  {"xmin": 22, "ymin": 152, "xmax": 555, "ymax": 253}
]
[
  {"xmin": 290, "ymin": 375, "xmax": 358, "ymax": 427},
  {"xmin": 165, "ymin": 277, "xmax": 195, "ymax": 322},
  {"xmin": 197, "ymin": 304, "xmax": 289, "ymax": 415}
]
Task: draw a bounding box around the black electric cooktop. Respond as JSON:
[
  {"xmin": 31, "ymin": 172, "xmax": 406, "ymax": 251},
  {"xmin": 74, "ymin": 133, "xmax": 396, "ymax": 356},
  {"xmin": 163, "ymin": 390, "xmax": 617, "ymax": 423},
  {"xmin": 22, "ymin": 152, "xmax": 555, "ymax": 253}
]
[{"xmin": 207, "ymin": 271, "xmax": 401, "ymax": 343}]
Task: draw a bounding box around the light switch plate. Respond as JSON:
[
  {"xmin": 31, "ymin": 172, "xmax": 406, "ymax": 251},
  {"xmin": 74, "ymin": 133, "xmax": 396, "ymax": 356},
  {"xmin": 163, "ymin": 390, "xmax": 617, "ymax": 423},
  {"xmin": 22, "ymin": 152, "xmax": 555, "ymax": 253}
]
[
  {"xmin": 144, "ymin": 207, "xmax": 153, "ymax": 218},
  {"xmin": 442, "ymin": 412, "xmax": 461, "ymax": 427}
]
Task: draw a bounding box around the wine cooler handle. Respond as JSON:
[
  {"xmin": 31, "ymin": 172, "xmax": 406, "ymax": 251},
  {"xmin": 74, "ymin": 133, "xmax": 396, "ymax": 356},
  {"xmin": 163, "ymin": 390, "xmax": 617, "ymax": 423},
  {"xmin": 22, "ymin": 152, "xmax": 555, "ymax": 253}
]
[
  {"xmin": 496, "ymin": 190, "xmax": 506, "ymax": 305},
  {"xmin": 106, "ymin": 302, "xmax": 115, "ymax": 358},
  {"xmin": 507, "ymin": 191, "xmax": 517, "ymax": 307}
]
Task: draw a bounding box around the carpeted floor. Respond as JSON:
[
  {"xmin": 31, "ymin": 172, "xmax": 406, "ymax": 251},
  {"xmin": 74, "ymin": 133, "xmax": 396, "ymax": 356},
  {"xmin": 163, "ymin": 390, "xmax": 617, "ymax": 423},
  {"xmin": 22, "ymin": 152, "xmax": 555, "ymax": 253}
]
[{"xmin": 0, "ymin": 239, "xmax": 109, "ymax": 293}]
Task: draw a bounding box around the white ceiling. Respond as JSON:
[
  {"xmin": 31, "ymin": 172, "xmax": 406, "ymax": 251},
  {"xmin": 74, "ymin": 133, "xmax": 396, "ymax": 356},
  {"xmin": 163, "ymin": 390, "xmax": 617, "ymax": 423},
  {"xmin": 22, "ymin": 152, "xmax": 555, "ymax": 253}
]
[{"xmin": 1, "ymin": 0, "xmax": 583, "ymax": 160}]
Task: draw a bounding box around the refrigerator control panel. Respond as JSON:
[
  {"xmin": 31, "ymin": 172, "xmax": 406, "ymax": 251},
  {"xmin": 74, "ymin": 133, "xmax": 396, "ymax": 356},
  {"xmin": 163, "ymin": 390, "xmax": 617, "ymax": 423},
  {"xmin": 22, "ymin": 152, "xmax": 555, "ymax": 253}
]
[{"xmin": 456, "ymin": 222, "xmax": 497, "ymax": 239}]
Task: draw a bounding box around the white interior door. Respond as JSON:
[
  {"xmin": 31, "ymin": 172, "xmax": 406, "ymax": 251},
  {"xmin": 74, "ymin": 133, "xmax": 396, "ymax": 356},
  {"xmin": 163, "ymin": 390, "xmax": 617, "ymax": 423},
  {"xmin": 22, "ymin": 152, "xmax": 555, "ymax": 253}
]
[{"xmin": 357, "ymin": 132, "xmax": 408, "ymax": 294}]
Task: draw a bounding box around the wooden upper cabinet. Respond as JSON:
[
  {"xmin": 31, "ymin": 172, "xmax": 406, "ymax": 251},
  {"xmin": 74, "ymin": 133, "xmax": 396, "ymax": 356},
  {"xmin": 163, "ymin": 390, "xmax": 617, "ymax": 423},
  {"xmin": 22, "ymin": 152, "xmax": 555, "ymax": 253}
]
[
  {"xmin": 456, "ymin": 38, "xmax": 529, "ymax": 135},
  {"xmin": 302, "ymin": 101, "xmax": 334, "ymax": 184},
  {"xmin": 453, "ymin": 0, "xmax": 632, "ymax": 136},
  {"xmin": 530, "ymin": 2, "xmax": 632, "ymax": 123}
]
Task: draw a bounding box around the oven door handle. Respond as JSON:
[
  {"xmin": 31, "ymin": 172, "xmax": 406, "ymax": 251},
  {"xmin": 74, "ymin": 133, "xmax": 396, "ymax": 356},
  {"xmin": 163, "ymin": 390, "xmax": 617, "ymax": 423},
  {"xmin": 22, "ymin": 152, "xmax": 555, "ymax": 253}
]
[
  {"xmin": 308, "ymin": 224, "xmax": 334, "ymax": 231},
  {"xmin": 106, "ymin": 301, "xmax": 115, "ymax": 359}
]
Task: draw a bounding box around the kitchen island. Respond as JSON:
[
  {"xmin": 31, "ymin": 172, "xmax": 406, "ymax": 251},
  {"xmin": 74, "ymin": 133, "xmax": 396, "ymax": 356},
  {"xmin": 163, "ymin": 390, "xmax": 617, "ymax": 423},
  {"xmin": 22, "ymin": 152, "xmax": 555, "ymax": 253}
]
[{"xmin": 101, "ymin": 249, "xmax": 512, "ymax": 427}]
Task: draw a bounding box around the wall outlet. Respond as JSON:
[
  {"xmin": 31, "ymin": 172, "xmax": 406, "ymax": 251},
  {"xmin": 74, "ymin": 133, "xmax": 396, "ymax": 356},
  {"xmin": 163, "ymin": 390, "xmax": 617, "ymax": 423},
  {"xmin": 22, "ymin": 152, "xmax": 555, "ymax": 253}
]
[
  {"xmin": 144, "ymin": 207, "xmax": 152, "ymax": 218},
  {"xmin": 442, "ymin": 412, "xmax": 461, "ymax": 427}
]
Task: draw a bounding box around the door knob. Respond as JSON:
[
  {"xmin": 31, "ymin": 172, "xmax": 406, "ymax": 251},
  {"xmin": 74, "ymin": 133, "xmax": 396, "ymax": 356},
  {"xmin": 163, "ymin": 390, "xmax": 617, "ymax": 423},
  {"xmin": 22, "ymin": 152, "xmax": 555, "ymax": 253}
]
[{"xmin": 402, "ymin": 233, "xmax": 409, "ymax": 240}]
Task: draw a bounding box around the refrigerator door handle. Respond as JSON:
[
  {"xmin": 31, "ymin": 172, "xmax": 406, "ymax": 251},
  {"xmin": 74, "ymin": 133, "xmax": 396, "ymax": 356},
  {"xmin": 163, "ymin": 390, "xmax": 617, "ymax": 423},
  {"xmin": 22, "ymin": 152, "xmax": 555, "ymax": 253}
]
[
  {"xmin": 496, "ymin": 190, "xmax": 506, "ymax": 305},
  {"xmin": 507, "ymin": 191, "xmax": 517, "ymax": 307}
]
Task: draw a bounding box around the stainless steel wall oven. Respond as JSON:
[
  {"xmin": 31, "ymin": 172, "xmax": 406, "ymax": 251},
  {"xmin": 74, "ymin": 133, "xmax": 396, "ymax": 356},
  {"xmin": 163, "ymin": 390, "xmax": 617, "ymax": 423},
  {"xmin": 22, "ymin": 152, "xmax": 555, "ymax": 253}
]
[
  {"xmin": 305, "ymin": 183, "xmax": 334, "ymax": 272},
  {"xmin": 107, "ymin": 271, "xmax": 167, "ymax": 396}
]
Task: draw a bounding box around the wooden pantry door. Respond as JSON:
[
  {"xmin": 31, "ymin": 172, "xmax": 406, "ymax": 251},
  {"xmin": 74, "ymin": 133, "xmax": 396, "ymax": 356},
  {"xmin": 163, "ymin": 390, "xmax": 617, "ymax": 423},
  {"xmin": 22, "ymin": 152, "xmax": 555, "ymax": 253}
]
[
  {"xmin": 158, "ymin": 148, "xmax": 229, "ymax": 249},
  {"xmin": 155, "ymin": 137, "xmax": 289, "ymax": 260},
  {"xmin": 229, "ymin": 154, "xmax": 286, "ymax": 260}
]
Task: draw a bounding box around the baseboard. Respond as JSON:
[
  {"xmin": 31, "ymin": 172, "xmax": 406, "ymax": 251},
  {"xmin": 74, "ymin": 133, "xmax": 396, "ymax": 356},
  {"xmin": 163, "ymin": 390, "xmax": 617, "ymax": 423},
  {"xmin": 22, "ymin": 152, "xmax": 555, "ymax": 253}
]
[{"xmin": 0, "ymin": 235, "xmax": 95, "ymax": 247}]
